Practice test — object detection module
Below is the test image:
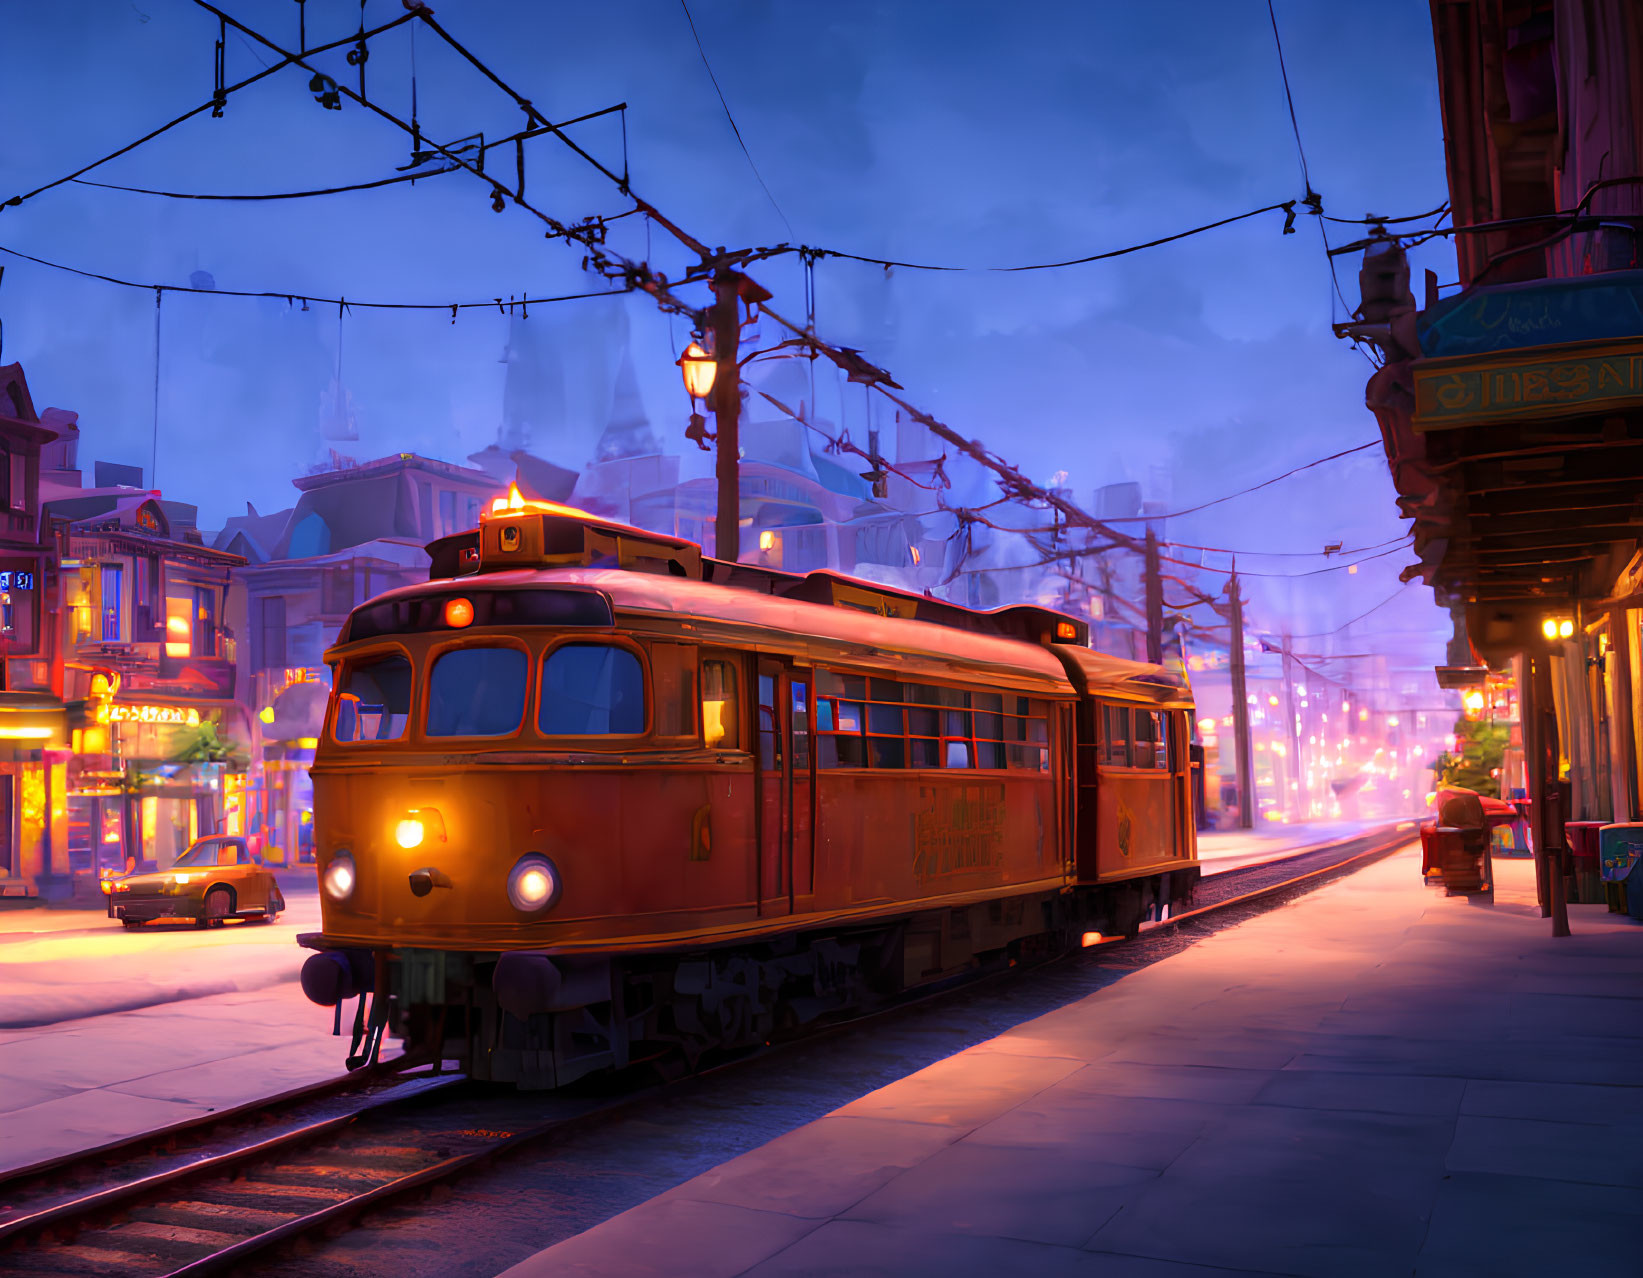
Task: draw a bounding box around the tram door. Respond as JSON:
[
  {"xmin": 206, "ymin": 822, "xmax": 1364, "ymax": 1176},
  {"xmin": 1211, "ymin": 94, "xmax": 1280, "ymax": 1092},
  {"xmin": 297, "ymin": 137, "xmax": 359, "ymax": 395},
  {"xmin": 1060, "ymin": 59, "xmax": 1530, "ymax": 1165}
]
[{"xmin": 756, "ymin": 661, "xmax": 814, "ymax": 914}]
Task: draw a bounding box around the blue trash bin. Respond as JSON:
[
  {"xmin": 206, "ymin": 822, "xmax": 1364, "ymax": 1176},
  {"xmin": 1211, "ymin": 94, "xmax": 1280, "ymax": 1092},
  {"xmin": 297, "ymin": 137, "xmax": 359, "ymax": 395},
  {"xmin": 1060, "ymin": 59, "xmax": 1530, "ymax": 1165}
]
[{"xmin": 1598, "ymin": 824, "xmax": 1643, "ymax": 920}]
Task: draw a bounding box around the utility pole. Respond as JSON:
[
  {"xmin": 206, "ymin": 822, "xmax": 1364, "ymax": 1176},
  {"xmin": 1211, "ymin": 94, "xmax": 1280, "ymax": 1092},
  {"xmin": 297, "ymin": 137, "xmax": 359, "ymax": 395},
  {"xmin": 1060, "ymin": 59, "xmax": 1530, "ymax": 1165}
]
[
  {"xmin": 1281, "ymin": 632, "xmax": 1303, "ymax": 819},
  {"xmin": 1227, "ymin": 571, "xmax": 1254, "ymax": 830},
  {"xmin": 708, "ymin": 267, "xmax": 743, "ymax": 564},
  {"xmin": 1143, "ymin": 528, "xmax": 1163, "ymax": 666}
]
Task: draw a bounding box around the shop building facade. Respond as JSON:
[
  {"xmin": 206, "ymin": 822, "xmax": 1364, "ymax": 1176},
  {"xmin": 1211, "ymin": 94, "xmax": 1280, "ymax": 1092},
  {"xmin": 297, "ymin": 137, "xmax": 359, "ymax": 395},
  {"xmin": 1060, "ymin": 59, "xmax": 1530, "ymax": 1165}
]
[
  {"xmin": 47, "ymin": 490, "xmax": 247, "ymax": 886},
  {"xmin": 0, "ymin": 364, "xmax": 67, "ymax": 897}
]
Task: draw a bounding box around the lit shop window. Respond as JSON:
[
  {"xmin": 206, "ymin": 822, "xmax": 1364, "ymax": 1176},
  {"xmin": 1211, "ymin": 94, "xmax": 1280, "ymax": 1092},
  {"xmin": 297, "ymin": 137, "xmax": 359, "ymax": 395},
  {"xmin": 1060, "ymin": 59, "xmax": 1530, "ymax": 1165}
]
[{"xmin": 165, "ymin": 596, "xmax": 192, "ymax": 657}]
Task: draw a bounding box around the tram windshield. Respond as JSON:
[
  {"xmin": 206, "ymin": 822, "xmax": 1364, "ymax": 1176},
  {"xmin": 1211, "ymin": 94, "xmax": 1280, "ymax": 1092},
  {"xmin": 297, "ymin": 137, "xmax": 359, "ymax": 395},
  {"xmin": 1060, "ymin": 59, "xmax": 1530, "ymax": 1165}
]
[
  {"xmin": 427, "ymin": 646, "xmax": 528, "ymax": 737},
  {"xmin": 334, "ymin": 654, "xmax": 413, "ymax": 742},
  {"xmin": 540, "ymin": 643, "xmax": 644, "ymax": 735}
]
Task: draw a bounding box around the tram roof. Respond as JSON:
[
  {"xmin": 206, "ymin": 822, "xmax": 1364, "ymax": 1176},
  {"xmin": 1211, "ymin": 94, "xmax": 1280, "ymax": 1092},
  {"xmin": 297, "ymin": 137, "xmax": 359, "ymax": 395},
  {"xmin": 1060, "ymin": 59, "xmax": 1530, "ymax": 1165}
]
[{"xmin": 336, "ymin": 562, "xmax": 1190, "ymax": 705}]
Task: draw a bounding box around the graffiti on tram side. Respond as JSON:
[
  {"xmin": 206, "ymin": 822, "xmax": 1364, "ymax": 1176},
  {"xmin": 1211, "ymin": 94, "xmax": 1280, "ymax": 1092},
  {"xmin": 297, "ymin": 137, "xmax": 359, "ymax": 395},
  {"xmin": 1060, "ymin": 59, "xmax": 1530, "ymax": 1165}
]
[{"xmin": 911, "ymin": 785, "xmax": 1007, "ymax": 882}]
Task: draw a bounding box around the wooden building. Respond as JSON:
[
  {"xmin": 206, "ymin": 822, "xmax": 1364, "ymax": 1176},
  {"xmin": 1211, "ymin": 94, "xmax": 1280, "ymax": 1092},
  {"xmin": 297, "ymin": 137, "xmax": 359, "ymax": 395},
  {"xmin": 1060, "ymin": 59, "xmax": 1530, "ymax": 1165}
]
[{"xmin": 1345, "ymin": 0, "xmax": 1643, "ymax": 927}]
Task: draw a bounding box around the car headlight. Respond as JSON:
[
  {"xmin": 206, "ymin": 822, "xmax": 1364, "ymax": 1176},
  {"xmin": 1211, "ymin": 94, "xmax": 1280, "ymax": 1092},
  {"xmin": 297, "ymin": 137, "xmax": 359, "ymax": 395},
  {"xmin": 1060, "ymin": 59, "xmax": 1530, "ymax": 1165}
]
[
  {"xmin": 172, "ymin": 872, "xmax": 198, "ymax": 886},
  {"xmin": 506, "ymin": 854, "xmax": 560, "ymax": 913},
  {"xmin": 100, "ymin": 879, "xmax": 114, "ymax": 895},
  {"xmin": 323, "ymin": 852, "xmax": 357, "ymax": 901}
]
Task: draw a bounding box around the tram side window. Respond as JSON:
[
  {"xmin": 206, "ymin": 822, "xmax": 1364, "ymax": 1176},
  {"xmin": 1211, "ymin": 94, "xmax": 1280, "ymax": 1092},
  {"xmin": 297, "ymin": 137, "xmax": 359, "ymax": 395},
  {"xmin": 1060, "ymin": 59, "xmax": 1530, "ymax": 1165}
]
[
  {"xmin": 701, "ymin": 658, "xmax": 740, "ymax": 749},
  {"xmin": 757, "ymin": 673, "xmax": 782, "ymax": 772},
  {"xmin": 1100, "ymin": 704, "xmax": 1131, "ymax": 766},
  {"xmin": 1132, "ymin": 709, "xmax": 1169, "ymax": 770},
  {"xmin": 540, "ymin": 644, "xmax": 645, "ymax": 735},
  {"xmin": 427, "ymin": 646, "xmax": 527, "ymax": 737},
  {"xmin": 334, "ymin": 654, "xmax": 413, "ymax": 743},
  {"xmin": 815, "ymin": 670, "xmax": 1049, "ymax": 771}
]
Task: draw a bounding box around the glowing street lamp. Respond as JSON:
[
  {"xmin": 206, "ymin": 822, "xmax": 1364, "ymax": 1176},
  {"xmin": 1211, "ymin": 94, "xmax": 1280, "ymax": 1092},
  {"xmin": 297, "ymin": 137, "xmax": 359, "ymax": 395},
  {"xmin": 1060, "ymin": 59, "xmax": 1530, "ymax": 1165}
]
[{"xmin": 676, "ymin": 340, "xmax": 717, "ymax": 401}]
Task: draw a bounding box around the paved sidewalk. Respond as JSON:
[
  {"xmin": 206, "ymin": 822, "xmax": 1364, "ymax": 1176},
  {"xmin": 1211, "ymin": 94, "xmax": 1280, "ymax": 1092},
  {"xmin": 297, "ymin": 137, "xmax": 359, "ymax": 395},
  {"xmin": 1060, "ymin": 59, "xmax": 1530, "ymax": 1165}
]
[
  {"xmin": 1195, "ymin": 818, "xmax": 1408, "ymax": 874},
  {"xmin": 0, "ymin": 888, "xmax": 322, "ymax": 1028},
  {"xmin": 502, "ymin": 848, "xmax": 1643, "ymax": 1278}
]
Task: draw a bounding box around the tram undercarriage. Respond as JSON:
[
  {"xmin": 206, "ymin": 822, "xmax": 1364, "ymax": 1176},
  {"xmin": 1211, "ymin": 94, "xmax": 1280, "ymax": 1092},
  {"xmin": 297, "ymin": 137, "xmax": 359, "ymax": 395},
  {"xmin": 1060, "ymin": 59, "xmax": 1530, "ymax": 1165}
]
[{"xmin": 308, "ymin": 869, "xmax": 1198, "ymax": 1090}]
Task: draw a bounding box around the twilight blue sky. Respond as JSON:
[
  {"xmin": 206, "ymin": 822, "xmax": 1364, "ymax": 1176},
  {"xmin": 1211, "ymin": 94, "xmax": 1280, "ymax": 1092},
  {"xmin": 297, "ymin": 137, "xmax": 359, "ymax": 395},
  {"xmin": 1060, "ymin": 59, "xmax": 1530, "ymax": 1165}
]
[{"xmin": 0, "ymin": 0, "xmax": 1457, "ymax": 664}]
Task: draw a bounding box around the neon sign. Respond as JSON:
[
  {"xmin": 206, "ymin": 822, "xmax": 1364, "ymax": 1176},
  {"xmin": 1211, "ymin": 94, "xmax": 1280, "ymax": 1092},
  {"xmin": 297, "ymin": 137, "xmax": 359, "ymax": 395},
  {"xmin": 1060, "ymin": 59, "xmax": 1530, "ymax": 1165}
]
[
  {"xmin": 0, "ymin": 572, "xmax": 36, "ymax": 591},
  {"xmin": 96, "ymin": 704, "xmax": 201, "ymax": 726}
]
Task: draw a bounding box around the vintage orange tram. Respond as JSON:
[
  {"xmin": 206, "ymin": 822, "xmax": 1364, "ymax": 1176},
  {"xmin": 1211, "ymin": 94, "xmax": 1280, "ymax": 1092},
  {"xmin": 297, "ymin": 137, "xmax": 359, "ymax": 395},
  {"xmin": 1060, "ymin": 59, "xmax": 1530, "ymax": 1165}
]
[{"xmin": 298, "ymin": 501, "xmax": 1199, "ymax": 1086}]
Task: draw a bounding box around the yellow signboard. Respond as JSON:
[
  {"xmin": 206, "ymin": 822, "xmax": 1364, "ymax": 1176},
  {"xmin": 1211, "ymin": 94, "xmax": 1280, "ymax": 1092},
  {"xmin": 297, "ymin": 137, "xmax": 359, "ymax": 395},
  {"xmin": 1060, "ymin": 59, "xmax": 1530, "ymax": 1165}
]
[{"xmin": 1412, "ymin": 338, "xmax": 1643, "ymax": 430}]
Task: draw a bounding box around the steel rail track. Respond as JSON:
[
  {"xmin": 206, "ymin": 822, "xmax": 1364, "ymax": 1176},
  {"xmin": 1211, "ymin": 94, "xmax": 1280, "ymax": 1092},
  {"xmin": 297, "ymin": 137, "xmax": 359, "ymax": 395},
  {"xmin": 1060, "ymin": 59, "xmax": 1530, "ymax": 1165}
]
[
  {"xmin": 0, "ymin": 823, "xmax": 1420, "ymax": 1277},
  {"xmin": 0, "ymin": 1054, "xmax": 425, "ymax": 1207}
]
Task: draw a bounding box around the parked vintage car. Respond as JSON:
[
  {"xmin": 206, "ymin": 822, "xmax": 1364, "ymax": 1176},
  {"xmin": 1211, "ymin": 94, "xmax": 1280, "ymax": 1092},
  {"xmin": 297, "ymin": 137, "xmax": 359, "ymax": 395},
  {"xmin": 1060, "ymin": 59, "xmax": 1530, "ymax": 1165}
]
[{"xmin": 104, "ymin": 836, "xmax": 286, "ymax": 929}]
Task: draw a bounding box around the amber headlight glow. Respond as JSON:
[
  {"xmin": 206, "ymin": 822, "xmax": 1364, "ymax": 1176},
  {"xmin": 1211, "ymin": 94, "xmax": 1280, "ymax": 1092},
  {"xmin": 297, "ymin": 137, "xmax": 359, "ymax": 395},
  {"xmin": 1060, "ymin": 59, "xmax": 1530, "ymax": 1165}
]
[
  {"xmin": 323, "ymin": 852, "xmax": 356, "ymax": 901},
  {"xmin": 506, "ymin": 854, "xmax": 560, "ymax": 913},
  {"xmin": 395, "ymin": 817, "xmax": 425, "ymax": 849}
]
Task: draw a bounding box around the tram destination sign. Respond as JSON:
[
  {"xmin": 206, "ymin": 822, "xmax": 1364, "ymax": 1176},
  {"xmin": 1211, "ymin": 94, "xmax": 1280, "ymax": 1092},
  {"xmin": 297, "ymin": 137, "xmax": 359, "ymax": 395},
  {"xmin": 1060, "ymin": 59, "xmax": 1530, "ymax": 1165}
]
[{"xmin": 1412, "ymin": 338, "xmax": 1643, "ymax": 431}]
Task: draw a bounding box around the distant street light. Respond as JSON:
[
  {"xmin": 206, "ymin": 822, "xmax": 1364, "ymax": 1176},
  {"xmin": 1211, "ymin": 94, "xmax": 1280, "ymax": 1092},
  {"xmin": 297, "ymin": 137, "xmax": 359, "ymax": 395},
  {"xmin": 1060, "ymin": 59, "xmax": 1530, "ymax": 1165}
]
[{"xmin": 677, "ymin": 340, "xmax": 716, "ymax": 401}]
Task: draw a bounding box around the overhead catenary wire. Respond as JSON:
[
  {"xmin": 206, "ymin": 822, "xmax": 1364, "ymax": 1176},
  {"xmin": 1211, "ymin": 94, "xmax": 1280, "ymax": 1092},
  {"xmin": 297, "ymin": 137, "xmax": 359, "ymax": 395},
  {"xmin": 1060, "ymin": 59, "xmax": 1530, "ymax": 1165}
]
[
  {"xmin": 0, "ymin": 13, "xmax": 419, "ymax": 214},
  {"xmin": 782, "ymin": 200, "xmax": 1303, "ymax": 274},
  {"xmin": 1288, "ymin": 582, "xmax": 1415, "ymax": 638},
  {"xmin": 1164, "ymin": 532, "xmax": 1411, "ymax": 559},
  {"xmin": 64, "ymin": 104, "xmax": 634, "ymax": 203},
  {"xmin": 678, "ymin": 0, "xmax": 792, "ymax": 239},
  {"xmin": 0, "ymin": 243, "xmax": 629, "ymax": 313},
  {"xmin": 1093, "ymin": 442, "xmax": 1380, "ymax": 522}
]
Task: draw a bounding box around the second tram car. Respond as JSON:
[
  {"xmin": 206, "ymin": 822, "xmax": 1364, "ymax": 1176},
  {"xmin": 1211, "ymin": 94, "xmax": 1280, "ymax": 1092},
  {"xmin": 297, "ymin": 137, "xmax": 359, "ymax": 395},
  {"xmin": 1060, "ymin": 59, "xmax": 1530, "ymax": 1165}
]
[{"xmin": 298, "ymin": 500, "xmax": 1198, "ymax": 1086}]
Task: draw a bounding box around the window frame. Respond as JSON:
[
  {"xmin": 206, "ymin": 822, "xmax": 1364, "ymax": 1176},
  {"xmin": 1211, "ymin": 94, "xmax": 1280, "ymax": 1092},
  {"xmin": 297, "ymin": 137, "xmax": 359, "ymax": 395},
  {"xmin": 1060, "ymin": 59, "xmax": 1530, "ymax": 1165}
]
[
  {"xmin": 813, "ymin": 668, "xmax": 1052, "ymax": 773},
  {"xmin": 535, "ymin": 635, "xmax": 651, "ymax": 740},
  {"xmin": 422, "ymin": 636, "xmax": 534, "ymax": 741},
  {"xmin": 1098, "ymin": 700, "xmax": 1180, "ymax": 773},
  {"xmin": 328, "ymin": 642, "xmax": 417, "ymax": 746},
  {"xmin": 700, "ymin": 652, "xmax": 744, "ymax": 751},
  {"xmin": 99, "ymin": 563, "xmax": 125, "ymax": 643}
]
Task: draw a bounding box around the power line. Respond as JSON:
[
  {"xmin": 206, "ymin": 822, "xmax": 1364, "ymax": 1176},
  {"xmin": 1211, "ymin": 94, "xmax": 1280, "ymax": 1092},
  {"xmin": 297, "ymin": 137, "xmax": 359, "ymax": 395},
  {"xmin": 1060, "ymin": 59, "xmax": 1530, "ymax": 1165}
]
[
  {"xmin": 1097, "ymin": 442, "xmax": 1380, "ymax": 522},
  {"xmin": 1263, "ymin": 0, "xmax": 1371, "ymax": 368},
  {"xmin": 0, "ymin": 13, "xmax": 418, "ymax": 214},
  {"xmin": 1225, "ymin": 540, "xmax": 1411, "ymax": 578},
  {"xmin": 1164, "ymin": 532, "xmax": 1411, "ymax": 559},
  {"xmin": 1321, "ymin": 202, "xmax": 1449, "ymax": 226},
  {"xmin": 0, "ymin": 243, "xmax": 628, "ymax": 313},
  {"xmin": 792, "ymin": 200, "xmax": 1301, "ymax": 273},
  {"xmin": 65, "ymin": 105, "xmax": 634, "ymax": 203},
  {"xmin": 1288, "ymin": 582, "xmax": 1415, "ymax": 638},
  {"xmin": 678, "ymin": 0, "xmax": 792, "ymax": 239}
]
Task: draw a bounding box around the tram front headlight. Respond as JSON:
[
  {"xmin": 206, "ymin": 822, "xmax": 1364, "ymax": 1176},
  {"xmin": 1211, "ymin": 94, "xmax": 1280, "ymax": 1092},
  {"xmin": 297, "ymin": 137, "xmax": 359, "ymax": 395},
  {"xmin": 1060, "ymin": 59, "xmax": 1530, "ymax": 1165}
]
[
  {"xmin": 395, "ymin": 817, "xmax": 425, "ymax": 849},
  {"xmin": 323, "ymin": 852, "xmax": 356, "ymax": 901},
  {"xmin": 506, "ymin": 854, "xmax": 560, "ymax": 913}
]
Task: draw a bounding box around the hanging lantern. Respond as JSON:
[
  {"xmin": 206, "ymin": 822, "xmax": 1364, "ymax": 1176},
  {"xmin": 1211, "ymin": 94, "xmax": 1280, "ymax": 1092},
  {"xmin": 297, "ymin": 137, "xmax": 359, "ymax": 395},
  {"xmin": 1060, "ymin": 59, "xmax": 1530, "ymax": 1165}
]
[{"xmin": 677, "ymin": 341, "xmax": 717, "ymax": 401}]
